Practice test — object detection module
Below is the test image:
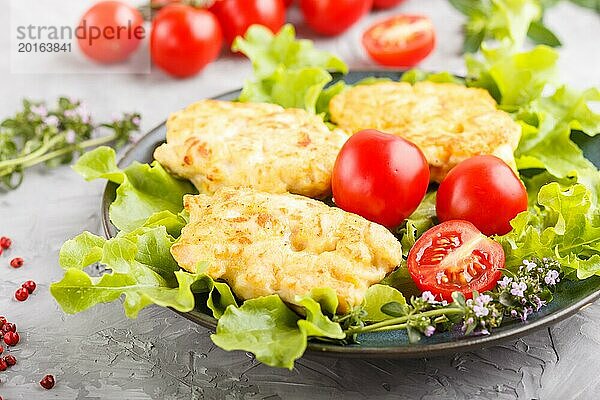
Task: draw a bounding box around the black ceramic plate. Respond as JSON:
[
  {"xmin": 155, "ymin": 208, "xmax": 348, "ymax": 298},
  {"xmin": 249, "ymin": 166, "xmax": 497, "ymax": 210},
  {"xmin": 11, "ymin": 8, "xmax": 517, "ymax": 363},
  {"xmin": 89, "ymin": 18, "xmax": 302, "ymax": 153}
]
[{"xmin": 102, "ymin": 70, "xmax": 600, "ymax": 358}]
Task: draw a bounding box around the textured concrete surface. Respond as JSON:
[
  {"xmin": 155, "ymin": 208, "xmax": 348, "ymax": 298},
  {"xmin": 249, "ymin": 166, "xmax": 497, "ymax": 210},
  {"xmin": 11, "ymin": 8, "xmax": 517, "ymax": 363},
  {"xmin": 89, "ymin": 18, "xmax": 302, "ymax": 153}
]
[{"xmin": 1, "ymin": 1, "xmax": 599, "ymax": 399}]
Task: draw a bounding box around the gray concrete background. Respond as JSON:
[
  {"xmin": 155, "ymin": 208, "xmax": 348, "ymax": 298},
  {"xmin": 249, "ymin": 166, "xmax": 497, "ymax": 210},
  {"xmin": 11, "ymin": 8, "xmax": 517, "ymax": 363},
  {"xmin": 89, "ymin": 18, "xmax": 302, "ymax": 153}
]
[{"xmin": 0, "ymin": 1, "xmax": 599, "ymax": 399}]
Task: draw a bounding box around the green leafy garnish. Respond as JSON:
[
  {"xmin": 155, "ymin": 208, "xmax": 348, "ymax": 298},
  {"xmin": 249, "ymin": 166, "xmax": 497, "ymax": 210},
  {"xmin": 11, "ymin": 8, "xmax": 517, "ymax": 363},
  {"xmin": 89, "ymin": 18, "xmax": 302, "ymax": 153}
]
[
  {"xmin": 52, "ymin": 225, "xmax": 237, "ymax": 319},
  {"xmin": 212, "ymin": 288, "xmax": 342, "ymax": 369},
  {"xmin": 0, "ymin": 97, "xmax": 140, "ymax": 191},
  {"xmin": 74, "ymin": 147, "xmax": 196, "ymax": 232},
  {"xmin": 233, "ymin": 24, "xmax": 348, "ymax": 113},
  {"xmin": 449, "ymin": 0, "xmax": 554, "ymax": 52},
  {"xmin": 499, "ymin": 183, "xmax": 600, "ymax": 278}
]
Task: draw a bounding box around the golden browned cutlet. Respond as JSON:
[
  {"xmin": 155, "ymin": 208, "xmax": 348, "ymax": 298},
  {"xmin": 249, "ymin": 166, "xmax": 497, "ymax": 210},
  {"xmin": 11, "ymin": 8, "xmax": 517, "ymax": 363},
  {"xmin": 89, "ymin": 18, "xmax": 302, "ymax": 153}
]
[
  {"xmin": 154, "ymin": 99, "xmax": 348, "ymax": 198},
  {"xmin": 329, "ymin": 81, "xmax": 521, "ymax": 181},
  {"xmin": 170, "ymin": 187, "xmax": 403, "ymax": 313}
]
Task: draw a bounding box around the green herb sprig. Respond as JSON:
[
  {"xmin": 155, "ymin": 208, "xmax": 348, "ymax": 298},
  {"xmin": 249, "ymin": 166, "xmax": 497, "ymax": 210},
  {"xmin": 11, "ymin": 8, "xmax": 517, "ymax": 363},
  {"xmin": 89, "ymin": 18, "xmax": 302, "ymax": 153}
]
[{"xmin": 0, "ymin": 97, "xmax": 140, "ymax": 191}]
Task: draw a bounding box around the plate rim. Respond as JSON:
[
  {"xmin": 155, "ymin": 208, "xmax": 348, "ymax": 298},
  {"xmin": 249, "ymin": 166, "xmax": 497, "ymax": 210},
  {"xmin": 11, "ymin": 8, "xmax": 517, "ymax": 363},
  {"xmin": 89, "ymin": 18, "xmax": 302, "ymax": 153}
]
[{"xmin": 101, "ymin": 73, "xmax": 600, "ymax": 358}]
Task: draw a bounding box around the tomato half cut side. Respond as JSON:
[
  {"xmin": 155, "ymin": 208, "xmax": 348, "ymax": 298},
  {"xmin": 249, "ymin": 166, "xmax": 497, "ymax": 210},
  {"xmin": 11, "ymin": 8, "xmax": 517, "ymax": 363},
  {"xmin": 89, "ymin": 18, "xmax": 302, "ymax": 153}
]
[
  {"xmin": 407, "ymin": 220, "xmax": 504, "ymax": 301},
  {"xmin": 362, "ymin": 14, "xmax": 435, "ymax": 67}
]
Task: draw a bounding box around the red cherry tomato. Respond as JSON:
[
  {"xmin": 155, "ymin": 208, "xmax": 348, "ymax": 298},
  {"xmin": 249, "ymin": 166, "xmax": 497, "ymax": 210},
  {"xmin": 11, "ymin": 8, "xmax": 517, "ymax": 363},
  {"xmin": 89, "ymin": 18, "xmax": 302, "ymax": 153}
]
[
  {"xmin": 77, "ymin": 1, "xmax": 145, "ymax": 64},
  {"xmin": 408, "ymin": 220, "xmax": 504, "ymax": 301},
  {"xmin": 332, "ymin": 130, "xmax": 430, "ymax": 228},
  {"xmin": 151, "ymin": 5, "xmax": 222, "ymax": 78},
  {"xmin": 436, "ymin": 155, "xmax": 528, "ymax": 236},
  {"xmin": 299, "ymin": 0, "xmax": 373, "ymax": 36},
  {"xmin": 372, "ymin": 0, "xmax": 405, "ymax": 9},
  {"xmin": 362, "ymin": 15, "xmax": 435, "ymax": 67},
  {"xmin": 209, "ymin": 0, "xmax": 286, "ymax": 46}
]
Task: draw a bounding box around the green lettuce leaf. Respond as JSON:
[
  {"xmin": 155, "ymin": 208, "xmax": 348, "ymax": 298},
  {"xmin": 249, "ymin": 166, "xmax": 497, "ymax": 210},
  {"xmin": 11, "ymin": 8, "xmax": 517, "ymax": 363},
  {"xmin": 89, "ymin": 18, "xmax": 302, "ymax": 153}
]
[
  {"xmin": 52, "ymin": 211, "xmax": 237, "ymax": 319},
  {"xmin": 400, "ymin": 70, "xmax": 464, "ymax": 85},
  {"xmin": 297, "ymin": 294, "xmax": 344, "ymax": 339},
  {"xmin": 233, "ymin": 24, "xmax": 347, "ymax": 113},
  {"xmin": 498, "ymin": 183, "xmax": 600, "ymax": 278},
  {"xmin": 515, "ymin": 86, "xmax": 600, "ymax": 199},
  {"xmin": 212, "ymin": 289, "xmax": 344, "ymax": 369},
  {"xmin": 380, "ymin": 262, "xmax": 421, "ymax": 299},
  {"xmin": 397, "ymin": 192, "xmax": 437, "ymax": 256},
  {"xmin": 232, "ymin": 24, "xmax": 347, "ymax": 79},
  {"xmin": 211, "ymin": 295, "xmax": 307, "ymax": 369},
  {"xmin": 449, "ymin": 0, "xmax": 558, "ymax": 53},
  {"xmin": 72, "ymin": 146, "xmax": 124, "ymax": 183},
  {"xmin": 72, "ymin": 146, "xmax": 196, "ymax": 232},
  {"xmin": 467, "ymin": 45, "xmax": 558, "ymax": 107},
  {"xmin": 315, "ymin": 80, "xmax": 346, "ymax": 120},
  {"xmin": 59, "ymin": 231, "xmax": 105, "ymax": 269},
  {"xmin": 239, "ymin": 67, "xmax": 333, "ymax": 113},
  {"xmin": 51, "ymin": 267, "xmax": 209, "ymax": 318}
]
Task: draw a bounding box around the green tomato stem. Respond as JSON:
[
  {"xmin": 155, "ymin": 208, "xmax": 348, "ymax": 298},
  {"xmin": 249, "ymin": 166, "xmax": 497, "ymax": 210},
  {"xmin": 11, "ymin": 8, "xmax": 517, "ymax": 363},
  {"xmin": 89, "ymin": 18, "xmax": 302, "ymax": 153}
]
[{"xmin": 344, "ymin": 308, "xmax": 464, "ymax": 336}]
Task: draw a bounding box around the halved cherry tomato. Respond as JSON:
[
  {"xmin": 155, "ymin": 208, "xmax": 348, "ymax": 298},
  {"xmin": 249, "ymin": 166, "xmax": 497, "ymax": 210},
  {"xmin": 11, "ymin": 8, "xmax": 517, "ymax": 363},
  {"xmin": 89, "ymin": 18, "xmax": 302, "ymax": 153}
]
[
  {"xmin": 436, "ymin": 155, "xmax": 528, "ymax": 236},
  {"xmin": 332, "ymin": 129, "xmax": 430, "ymax": 228},
  {"xmin": 362, "ymin": 14, "xmax": 435, "ymax": 67},
  {"xmin": 209, "ymin": 0, "xmax": 286, "ymax": 46},
  {"xmin": 299, "ymin": 0, "xmax": 373, "ymax": 36},
  {"xmin": 372, "ymin": 0, "xmax": 405, "ymax": 9},
  {"xmin": 407, "ymin": 220, "xmax": 504, "ymax": 301}
]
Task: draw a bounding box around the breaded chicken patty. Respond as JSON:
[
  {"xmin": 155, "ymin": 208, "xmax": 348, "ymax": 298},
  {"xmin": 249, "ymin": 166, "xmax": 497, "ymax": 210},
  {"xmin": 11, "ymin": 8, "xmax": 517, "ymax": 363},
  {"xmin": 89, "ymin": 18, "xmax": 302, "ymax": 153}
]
[
  {"xmin": 154, "ymin": 100, "xmax": 348, "ymax": 198},
  {"xmin": 329, "ymin": 81, "xmax": 521, "ymax": 181},
  {"xmin": 171, "ymin": 188, "xmax": 403, "ymax": 313}
]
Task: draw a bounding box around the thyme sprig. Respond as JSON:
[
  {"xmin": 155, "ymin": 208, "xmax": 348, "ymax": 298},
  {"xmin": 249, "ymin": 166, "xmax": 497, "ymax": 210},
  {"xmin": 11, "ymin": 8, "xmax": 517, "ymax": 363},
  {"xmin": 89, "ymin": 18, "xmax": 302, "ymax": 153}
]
[
  {"xmin": 0, "ymin": 97, "xmax": 140, "ymax": 191},
  {"xmin": 343, "ymin": 257, "xmax": 562, "ymax": 342}
]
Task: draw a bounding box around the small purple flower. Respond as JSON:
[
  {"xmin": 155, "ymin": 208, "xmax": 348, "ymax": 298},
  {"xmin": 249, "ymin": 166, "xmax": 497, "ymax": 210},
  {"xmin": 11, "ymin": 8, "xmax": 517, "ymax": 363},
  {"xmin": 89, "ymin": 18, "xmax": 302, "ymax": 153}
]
[
  {"xmin": 65, "ymin": 130, "xmax": 76, "ymax": 144},
  {"xmin": 510, "ymin": 309, "xmax": 518, "ymax": 317},
  {"xmin": 533, "ymin": 296, "xmax": 546, "ymax": 312},
  {"xmin": 44, "ymin": 115, "xmax": 59, "ymax": 127},
  {"xmin": 424, "ymin": 326, "xmax": 435, "ymax": 337},
  {"xmin": 510, "ymin": 281, "xmax": 527, "ymax": 297},
  {"xmin": 132, "ymin": 116, "xmax": 141, "ymax": 126},
  {"xmin": 75, "ymin": 104, "xmax": 90, "ymax": 123},
  {"xmin": 545, "ymin": 270, "xmax": 560, "ymax": 286},
  {"xmin": 521, "ymin": 307, "xmax": 533, "ymax": 322},
  {"xmin": 466, "ymin": 317, "xmax": 474, "ymax": 325},
  {"xmin": 31, "ymin": 105, "xmax": 48, "ymax": 117},
  {"xmin": 421, "ymin": 291, "xmax": 436, "ymax": 304},
  {"xmin": 476, "ymin": 294, "xmax": 492, "ymax": 306},
  {"xmin": 111, "ymin": 112, "xmax": 121, "ymax": 122},
  {"xmin": 498, "ymin": 276, "xmax": 512, "ymax": 288},
  {"xmin": 64, "ymin": 109, "xmax": 77, "ymax": 118},
  {"xmin": 523, "ymin": 259, "xmax": 537, "ymax": 272},
  {"xmin": 473, "ymin": 305, "xmax": 489, "ymax": 317},
  {"xmin": 480, "ymin": 329, "xmax": 490, "ymax": 335}
]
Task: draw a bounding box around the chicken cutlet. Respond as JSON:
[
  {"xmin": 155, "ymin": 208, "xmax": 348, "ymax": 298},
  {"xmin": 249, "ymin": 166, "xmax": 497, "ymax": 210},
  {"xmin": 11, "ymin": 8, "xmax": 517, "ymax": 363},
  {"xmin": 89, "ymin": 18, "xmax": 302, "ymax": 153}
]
[
  {"xmin": 329, "ymin": 81, "xmax": 521, "ymax": 181},
  {"xmin": 170, "ymin": 188, "xmax": 403, "ymax": 313},
  {"xmin": 154, "ymin": 100, "xmax": 348, "ymax": 198}
]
